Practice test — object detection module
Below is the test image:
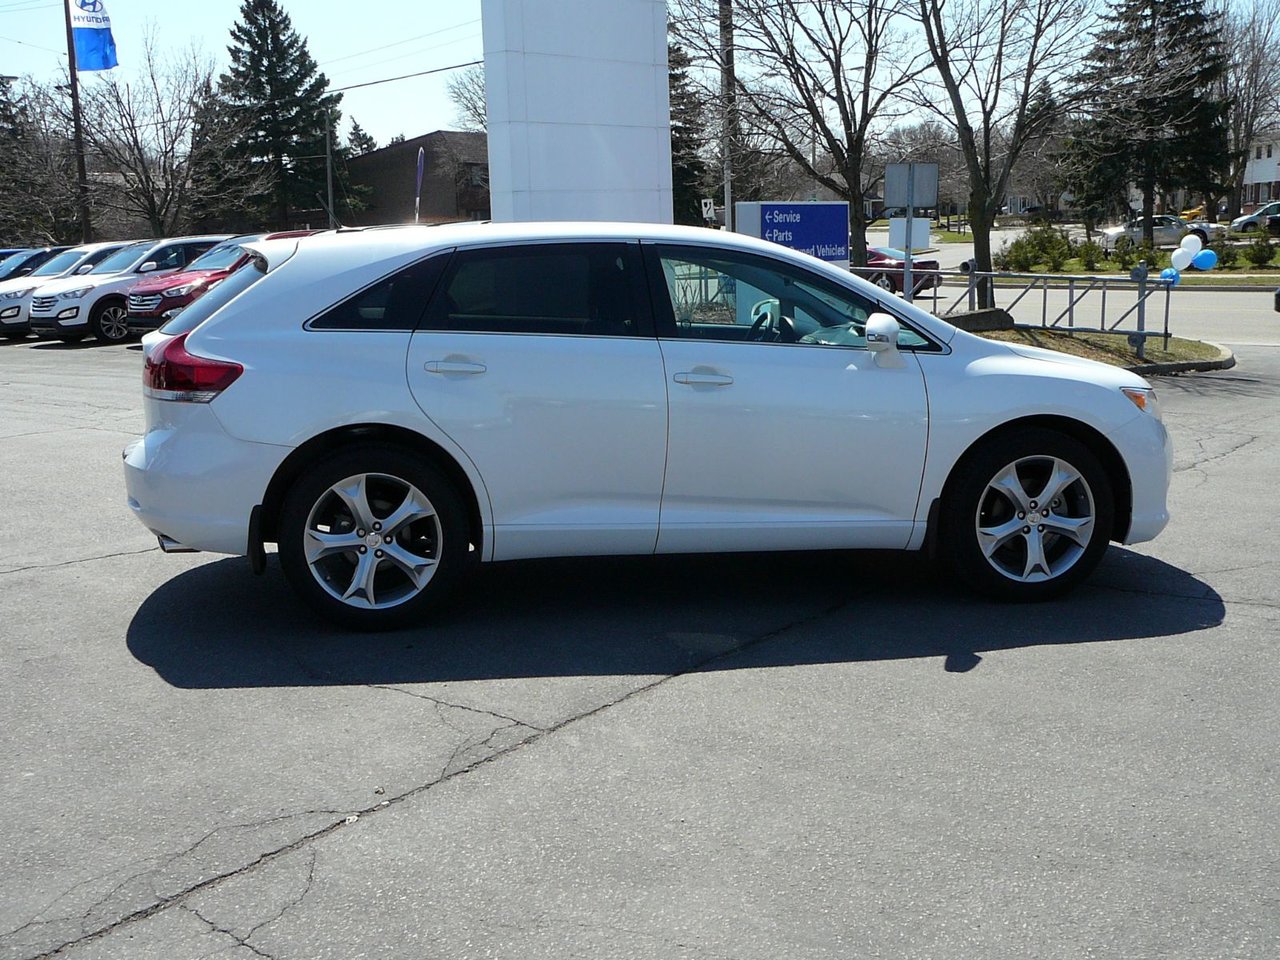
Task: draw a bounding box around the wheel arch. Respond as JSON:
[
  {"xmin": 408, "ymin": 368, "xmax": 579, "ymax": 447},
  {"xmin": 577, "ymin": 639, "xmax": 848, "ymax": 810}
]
[
  {"xmin": 938, "ymin": 415, "xmax": 1133, "ymax": 543},
  {"xmin": 259, "ymin": 423, "xmax": 485, "ymax": 555}
]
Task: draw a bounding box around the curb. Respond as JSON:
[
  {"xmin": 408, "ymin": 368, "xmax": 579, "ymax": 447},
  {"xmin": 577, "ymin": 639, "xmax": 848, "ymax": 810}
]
[{"xmin": 1126, "ymin": 340, "xmax": 1236, "ymax": 375}]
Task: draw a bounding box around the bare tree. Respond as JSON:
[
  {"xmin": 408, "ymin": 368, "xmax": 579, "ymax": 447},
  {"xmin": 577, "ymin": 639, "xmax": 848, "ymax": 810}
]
[
  {"xmin": 914, "ymin": 0, "xmax": 1094, "ymax": 300},
  {"xmin": 446, "ymin": 64, "xmax": 487, "ymax": 132},
  {"xmin": 1217, "ymin": 0, "xmax": 1280, "ymax": 218},
  {"xmin": 0, "ymin": 79, "xmax": 82, "ymax": 243},
  {"xmin": 69, "ymin": 38, "xmax": 261, "ymax": 236},
  {"xmin": 673, "ymin": 0, "xmax": 927, "ymax": 266}
]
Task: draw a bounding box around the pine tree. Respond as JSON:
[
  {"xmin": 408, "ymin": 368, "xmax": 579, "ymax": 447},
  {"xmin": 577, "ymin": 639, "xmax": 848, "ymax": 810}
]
[
  {"xmin": 348, "ymin": 119, "xmax": 378, "ymax": 156},
  {"xmin": 219, "ymin": 0, "xmax": 344, "ymax": 228},
  {"xmin": 1071, "ymin": 0, "xmax": 1230, "ymax": 240},
  {"xmin": 668, "ymin": 43, "xmax": 709, "ymax": 226}
]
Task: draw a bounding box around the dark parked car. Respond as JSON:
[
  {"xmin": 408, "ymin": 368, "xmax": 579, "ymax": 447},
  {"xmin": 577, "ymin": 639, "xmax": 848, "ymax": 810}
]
[
  {"xmin": 859, "ymin": 246, "xmax": 942, "ymax": 295},
  {"xmin": 0, "ymin": 247, "xmax": 69, "ymax": 282}
]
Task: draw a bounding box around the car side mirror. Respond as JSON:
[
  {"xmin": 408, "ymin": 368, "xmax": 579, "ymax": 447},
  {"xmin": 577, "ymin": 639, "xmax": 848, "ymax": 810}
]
[
  {"xmin": 865, "ymin": 312, "xmax": 906, "ymax": 368},
  {"xmin": 138, "ymin": 261, "xmax": 158, "ymax": 273},
  {"xmin": 76, "ymin": 264, "xmax": 93, "ymax": 274}
]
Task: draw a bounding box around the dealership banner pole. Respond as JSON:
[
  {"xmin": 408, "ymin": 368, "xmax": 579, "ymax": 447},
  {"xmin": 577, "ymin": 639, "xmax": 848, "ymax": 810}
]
[{"xmin": 61, "ymin": 0, "xmax": 92, "ymax": 242}]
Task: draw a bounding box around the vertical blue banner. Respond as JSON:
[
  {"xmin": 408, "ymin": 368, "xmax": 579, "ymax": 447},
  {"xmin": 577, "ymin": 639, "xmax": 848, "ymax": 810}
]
[{"xmin": 68, "ymin": 0, "xmax": 118, "ymax": 72}]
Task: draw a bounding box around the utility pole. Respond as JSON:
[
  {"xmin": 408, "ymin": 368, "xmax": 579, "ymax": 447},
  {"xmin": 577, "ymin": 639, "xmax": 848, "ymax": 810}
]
[
  {"xmin": 60, "ymin": 1, "xmax": 92, "ymax": 242},
  {"xmin": 719, "ymin": 0, "xmax": 735, "ymax": 231},
  {"xmin": 324, "ymin": 109, "xmax": 336, "ymax": 229}
]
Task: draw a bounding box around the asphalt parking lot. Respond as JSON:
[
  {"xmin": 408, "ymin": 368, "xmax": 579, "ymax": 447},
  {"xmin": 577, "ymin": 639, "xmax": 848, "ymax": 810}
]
[{"xmin": 2, "ymin": 330, "xmax": 1277, "ymax": 960}]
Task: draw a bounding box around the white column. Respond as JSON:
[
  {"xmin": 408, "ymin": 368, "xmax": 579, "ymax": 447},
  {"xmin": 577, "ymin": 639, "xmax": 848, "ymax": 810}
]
[{"xmin": 482, "ymin": 0, "xmax": 673, "ymax": 223}]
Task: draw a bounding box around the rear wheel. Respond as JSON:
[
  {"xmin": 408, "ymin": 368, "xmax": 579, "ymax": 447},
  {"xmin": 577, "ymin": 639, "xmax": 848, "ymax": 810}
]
[
  {"xmin": 873, "ymin": 273, "xmax": 897, "ymax": 294},
  {"xmin": 278, "ymin": 445, "xmax": 469, "ymax": 629},
  {"xmin": 90, "ymin": 299, "xmax": 131, "ymax": 343},
  {"xmin": 941, "ymin": 428, "xmax": 1114, "ymax": 601}
]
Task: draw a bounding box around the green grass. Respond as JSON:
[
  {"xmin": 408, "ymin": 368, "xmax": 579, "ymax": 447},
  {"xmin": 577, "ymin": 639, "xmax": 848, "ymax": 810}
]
[{"xmin": 978, "ymin": 328, "xmax": 1223, "ymax": 367}]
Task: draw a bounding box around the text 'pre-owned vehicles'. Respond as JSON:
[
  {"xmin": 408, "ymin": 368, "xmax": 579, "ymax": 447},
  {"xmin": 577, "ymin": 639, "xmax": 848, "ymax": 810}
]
[
  {"xmin": 124, "ymin": 223, "xmax": 1172, "ymax": 630},
  {"xmin": 125, "ymin": 231, "xmax": 316, "ymax": 335},
  {"xmin": 0, "ymin": 242, "xmax": 131, "ymax": 339},
  {"xmin": 29, "ymin": 235, "xmax": 229, "ymax": 344}
]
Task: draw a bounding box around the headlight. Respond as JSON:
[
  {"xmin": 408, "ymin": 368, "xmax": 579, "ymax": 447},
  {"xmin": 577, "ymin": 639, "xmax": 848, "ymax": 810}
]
[
  {"xmin": 1121, "ymin": 386, "xmax": 1162, "ymax": 421},
  {"xmin": 59, "ymin": 287, "xmax": 94, "ymax": 299},
  {"xmin": 162, "ymin": 283, "xmax": 197, "ymax": 298},
  {"xmin": 2, "ymin": 287, "xmax": 33, "ymax": 299}
]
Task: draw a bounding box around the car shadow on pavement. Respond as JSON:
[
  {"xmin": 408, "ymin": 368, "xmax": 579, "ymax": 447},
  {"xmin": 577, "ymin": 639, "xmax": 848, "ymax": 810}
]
[{"xmin": 127, "ymin": 547, "xmax": 1224, "ymax": 688}]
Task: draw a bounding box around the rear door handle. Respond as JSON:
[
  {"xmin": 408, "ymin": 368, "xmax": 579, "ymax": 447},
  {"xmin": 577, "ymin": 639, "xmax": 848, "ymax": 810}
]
[
  {"xmin": 673, "ymin": 372, "xmax": 734, "ymax": 386},
  {"xmin": 424, "ymin": 360, "xmax": 487, "ymax": 375}
]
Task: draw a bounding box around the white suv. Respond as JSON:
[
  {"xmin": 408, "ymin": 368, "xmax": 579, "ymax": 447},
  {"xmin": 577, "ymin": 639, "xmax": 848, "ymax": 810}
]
[
  {"xmin": 124, "ymin": 223, "xmax": 1172, "ymax": 629},
  {"xmin": 0, "ymin": 242, "xmax": 131, "ymax": 339},
  {"xmin": 29, "ymin": 235, "xmax": 228, "ymax": 343}
]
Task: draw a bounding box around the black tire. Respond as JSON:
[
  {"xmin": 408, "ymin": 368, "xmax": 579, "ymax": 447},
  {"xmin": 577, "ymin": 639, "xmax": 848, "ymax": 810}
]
[
  {"xmin": 873, "ymin": 273, "xmax": 897, "ymax": 294},
  {"xmin": 1191, "ymin": 229, "xmax": 1207, "ymax": 243},
  {"xmin": 90, "ymin": 298, "xmax": 131, "ymax": 343},
  {"xmin": 277, "ymin": 444, "xmax": 470, "ymax": 630},
  {"xmin": 940, "ymin": 428, "xmax": 1114, "ymax": 601}
]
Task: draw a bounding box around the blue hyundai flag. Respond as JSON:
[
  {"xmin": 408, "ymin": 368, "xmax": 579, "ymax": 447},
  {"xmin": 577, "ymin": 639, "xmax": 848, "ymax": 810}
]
[{"xmin": 67, "ymin": 0, "xmax": 118, "ymax": 72}]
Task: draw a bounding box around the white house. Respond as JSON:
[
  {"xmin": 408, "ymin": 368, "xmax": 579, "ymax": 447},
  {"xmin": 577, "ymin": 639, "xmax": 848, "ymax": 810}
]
[{"xmin": 1242, "ymin": 138, "xmax": 1280, "ymax": 211}]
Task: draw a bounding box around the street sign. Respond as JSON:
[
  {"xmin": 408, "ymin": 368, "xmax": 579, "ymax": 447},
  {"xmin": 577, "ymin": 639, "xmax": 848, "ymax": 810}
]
[
  {"xmin": 734, "ymin": 201, "xmax": 850, "ymax": 267},
  {"xmin": 884, "ymin": 163, "xmax": 939, "ymax": 209},
  {"xmin": 701, "ymin": 198, "xmax": 716, "ymax": 221}
]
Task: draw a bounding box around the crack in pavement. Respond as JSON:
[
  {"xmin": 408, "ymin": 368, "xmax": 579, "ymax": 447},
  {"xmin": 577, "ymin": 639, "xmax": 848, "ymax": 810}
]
[
  {"xmin": 366, "ymin": 682, "xmax": 547, "ymax": 731},
  {"xmin": 16, "ymin": 597, "xmax": 853, "ymax": 960},
  {"xmin": 0, "ymin": 546, "xmax": 159, "ymax": 577},
  {"xmin": 183, "ymin": 906, "xmax": 275, "ymax": 960}
]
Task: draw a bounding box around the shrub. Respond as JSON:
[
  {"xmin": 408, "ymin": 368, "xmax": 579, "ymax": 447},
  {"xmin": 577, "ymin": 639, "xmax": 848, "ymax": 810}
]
[
  {"xmin": 1077, "ymin": 240, "xmax": 1104, "ymax": 271},
  {"xmin": 1112, "ymin": 237, "xmax": 1136, "ymax": 270},
  {"xmin": 1244, "ymin": 234, "xmax": 1275, "ymax": 267},
  {"xmin": 996, "ymin": 236, "xmax": 1037, "ymax": 272},
  {"xmin": 1209, "ymin": 238, "xmax": 1239, "ymax": 268},
  {"xmin": 1136, "ymin": 242, "xmax": 1164, "ymax": 270}
]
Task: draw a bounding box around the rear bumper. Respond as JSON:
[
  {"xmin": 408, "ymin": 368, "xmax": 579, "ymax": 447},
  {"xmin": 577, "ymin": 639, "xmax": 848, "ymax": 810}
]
[{"xmin": 123, "ymin": 407, "xmax": 291, "ymax": 556}]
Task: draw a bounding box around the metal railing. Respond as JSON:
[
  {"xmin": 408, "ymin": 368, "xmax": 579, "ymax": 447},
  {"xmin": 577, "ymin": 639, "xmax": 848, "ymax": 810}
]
[{"xmin": 854, "ymin": 263, "xmax": 1174, "ymax": 361}]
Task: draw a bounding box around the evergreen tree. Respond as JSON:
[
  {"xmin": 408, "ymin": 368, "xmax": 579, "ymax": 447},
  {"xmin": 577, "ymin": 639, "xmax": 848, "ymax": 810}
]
[
  {"xmin": 668, "ymin": 43, "xmax": 709, "ymax": 226},
  {"xmin": 219, "ymin": 0, "xmax": 344, "ymax": 228},
  {"xmin": 1071, "ymin": 0, "xmax": 1230, "ymax": 241},
  {"xmin": 348, "ymin": 119, "xmax": 378, "ymax": 156}
]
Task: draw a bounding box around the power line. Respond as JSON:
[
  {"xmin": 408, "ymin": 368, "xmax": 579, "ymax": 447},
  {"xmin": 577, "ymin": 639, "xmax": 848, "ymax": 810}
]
[
  {"xmin": 0, "ymin": 33, "xmax": 64, "ymax": 54},
  {"xmin": 330, "ymin": 59, "xmax": 482, "ymax": 94},
  {"xmin": 329, "ymin": 32, "xmax": 481, "ymax": 79},
  {"xmin": 317, "ymin": 18, "xmax": 479, "ymax": 68}
]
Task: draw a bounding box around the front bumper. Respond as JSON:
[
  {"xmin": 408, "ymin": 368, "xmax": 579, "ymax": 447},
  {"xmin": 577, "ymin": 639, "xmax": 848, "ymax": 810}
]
[{"xmin": 1108, "ymin": 409, "xmax": 1173, "ymax": 544}]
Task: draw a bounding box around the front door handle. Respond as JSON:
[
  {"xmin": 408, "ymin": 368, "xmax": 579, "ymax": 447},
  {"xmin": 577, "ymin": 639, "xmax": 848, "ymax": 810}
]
[
  {"xmin": 673, "ymin": 372, "xmax": 734, "ymax": 386},
  {"xmin": 424, "ymin": 360, "xmax": 487, "ymax": 375}
]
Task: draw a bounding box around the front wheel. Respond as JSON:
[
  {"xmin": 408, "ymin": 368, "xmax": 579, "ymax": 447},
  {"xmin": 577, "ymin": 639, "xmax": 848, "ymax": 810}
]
[
  {"xmin": 873, "ymin": 274, "xmax": 897, "ymax": 294},
  {"xmin": 90, "ymin": 299, "xmax": 131, "ymax": 343},
  {"xmin": 278, "ymin": 445, "xmax": 470, "ymax": 629},
  {"xmin": 940, "ymin": 428, "xmax": 1114, "ymax": 601}
]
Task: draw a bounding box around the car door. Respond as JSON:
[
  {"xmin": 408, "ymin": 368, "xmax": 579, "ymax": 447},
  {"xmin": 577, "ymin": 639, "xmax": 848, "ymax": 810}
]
[
  {"xmin": 405, "ymin": 241, "xmax": 669, "ymax": 561},
  {"xmin": 643, "ymin": 243, "xmax": 931, "ymax": 554}
]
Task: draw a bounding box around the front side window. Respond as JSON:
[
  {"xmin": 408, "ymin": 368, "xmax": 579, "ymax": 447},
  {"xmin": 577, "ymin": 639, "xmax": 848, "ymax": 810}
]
[
  {"xmin": 422, "ymin": 242, "xmax": 645, "ymax": 337},
  {"xmin": 646, "ymin": 245, "xmax": 932, "ymax": 350}
]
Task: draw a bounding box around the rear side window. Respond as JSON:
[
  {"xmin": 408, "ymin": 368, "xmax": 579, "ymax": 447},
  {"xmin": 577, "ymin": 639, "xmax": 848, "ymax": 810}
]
[
  {"xmin": 309, "ymin": 253, "xmax": 450, "ymax": 331},
  {"xmin": 422, "ymin": 242, "xmax": 647, "ymax": 337},
  {"xmin": 158, "ymin": 256, "xmax": 267, "ymax": 337}
]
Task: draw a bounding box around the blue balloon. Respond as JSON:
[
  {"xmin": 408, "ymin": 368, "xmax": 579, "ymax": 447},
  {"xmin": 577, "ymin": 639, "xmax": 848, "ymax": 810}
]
[
  {"xmin": 1159, "ymin": 267, "xmax": 1181, "ymax": 286},
  {"xmin": 1192, "ymin": 249, "xmax": 1218, "ymax": 270}
]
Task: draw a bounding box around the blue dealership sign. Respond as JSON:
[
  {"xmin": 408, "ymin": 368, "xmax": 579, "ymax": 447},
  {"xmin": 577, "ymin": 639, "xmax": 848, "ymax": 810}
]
[{"xmin": 734, "ymin": 201, "xmax": 850, "ymax": 266}]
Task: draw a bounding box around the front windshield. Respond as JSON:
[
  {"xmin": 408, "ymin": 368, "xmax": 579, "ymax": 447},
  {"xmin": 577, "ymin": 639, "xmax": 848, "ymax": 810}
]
[
  {"xmin": 186, "ymin": 241, "xmax": 247, "ymax": 272},
  {"xmin": 89, "ymin": 242, "xmax": 149, "ymax": 275},
  {"xmin": 30, "ymin": 249, "xmax": 86, "ymax": 277},
  {"xmin": 0, "ymin": 251, "xmax": 39, "ymax": 280},
  {"xmin": 873, "ymin": 247, "xmax": 907, "ymax": 259}
]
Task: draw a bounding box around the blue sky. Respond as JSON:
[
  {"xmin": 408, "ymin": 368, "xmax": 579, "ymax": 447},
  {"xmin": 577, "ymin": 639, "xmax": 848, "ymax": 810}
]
[{"xmin": 1, "ymin": 0, "xmax": 484, "ymax": 145}]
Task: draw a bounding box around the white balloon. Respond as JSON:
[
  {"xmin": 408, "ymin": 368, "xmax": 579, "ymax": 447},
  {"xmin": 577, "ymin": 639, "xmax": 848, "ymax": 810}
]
[
  {"xmin": 1180, "ymin": 234, "xmax": 1203, "ymax": 255},
  {"xmin": 1171, "ymin": 247, "xmax": 1194, "ymax": 270}
]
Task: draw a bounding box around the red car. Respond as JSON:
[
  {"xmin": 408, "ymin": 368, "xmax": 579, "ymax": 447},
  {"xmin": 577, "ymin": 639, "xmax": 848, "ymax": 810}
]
[
  {"xmin": 860, "ymin": 246, "xmax": 941, "ymax": 295},
  {"xmin": 125, "ymin": 231, "xmax": 313, "ymax": 335}
]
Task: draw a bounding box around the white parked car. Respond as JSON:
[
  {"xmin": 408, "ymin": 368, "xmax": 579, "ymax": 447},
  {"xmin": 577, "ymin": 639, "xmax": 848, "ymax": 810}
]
[
  {"xmin": 0, "ymin": 241, "xmax": 131, "ymax": 339},
  {"xmin": 1230, "ymin": 201, "xmax": 1280, "ymax": 233},
  {"xmin": 28, "ymin": 235, "xmax": 228, "ymax": 343},
  {"xmin": 1099, "ymin": 215, "xmax": 1219, "ymax": 250},
  {"xmin": 124, "ymin": 223, "xmax": 1172, "ymax": 629}
]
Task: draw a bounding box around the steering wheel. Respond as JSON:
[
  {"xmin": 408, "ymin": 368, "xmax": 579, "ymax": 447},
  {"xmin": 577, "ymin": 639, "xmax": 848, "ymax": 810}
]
[{"xmin": 746, "ymin": 299, "xmax": 779, "ymax": 341}]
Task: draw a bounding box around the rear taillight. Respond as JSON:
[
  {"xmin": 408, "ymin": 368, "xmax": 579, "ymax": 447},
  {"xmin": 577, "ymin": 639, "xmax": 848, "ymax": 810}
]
[{"xmin": 143, "ymin": 332, "xmax": 243, "ymax": 402}]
